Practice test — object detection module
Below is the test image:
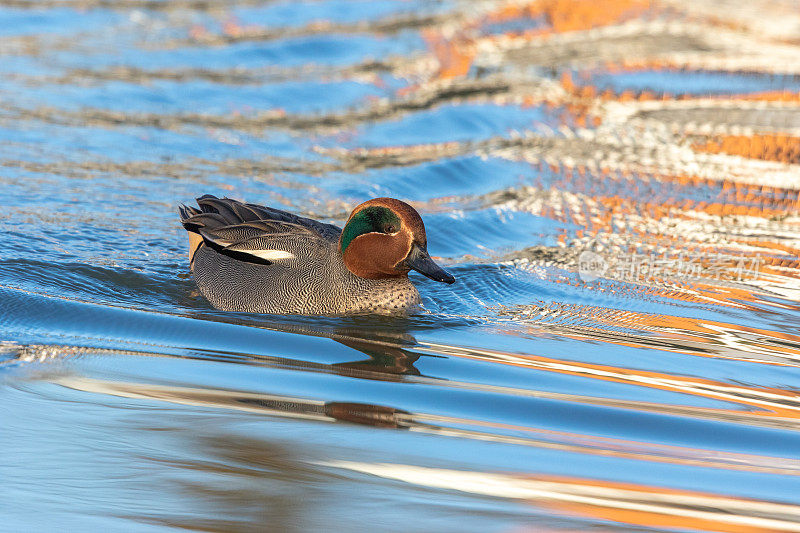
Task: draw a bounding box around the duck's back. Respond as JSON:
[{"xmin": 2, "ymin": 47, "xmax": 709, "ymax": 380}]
[{"xmin": 180, "ymin": 196, "xmax": 421, "ymax": 315}]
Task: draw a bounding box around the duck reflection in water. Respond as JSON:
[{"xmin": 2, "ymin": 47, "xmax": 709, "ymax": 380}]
[
  {"xmin": 57, "ymin": 313, "xmax": 432, "ymax": 428},
  {"xmin": 329, "ymin": 330, "xmax": 423, "ymax": 380},
  {"xmin": 187, "ymin": 310, "xmax": 433, "ymax": 382}
]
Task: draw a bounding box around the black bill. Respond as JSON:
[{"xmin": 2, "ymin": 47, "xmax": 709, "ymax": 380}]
[{"xmin": 404, "ymin": 243, "xmax": 455, "ymax": 284}]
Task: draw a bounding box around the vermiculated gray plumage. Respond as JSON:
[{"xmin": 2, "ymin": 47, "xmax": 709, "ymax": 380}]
[{"xmin": 179, "ymin": 196, "xmax": 421, "ymax": 315}]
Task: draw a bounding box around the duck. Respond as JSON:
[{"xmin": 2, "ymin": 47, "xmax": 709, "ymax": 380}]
[{"xmin": 179, "ymin": 195, "xmax": 455, "ymax": 315}]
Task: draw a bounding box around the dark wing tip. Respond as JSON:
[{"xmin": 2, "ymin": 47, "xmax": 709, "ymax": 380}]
[{"xmin": 179, "ymin": 204, "xmax": 200, "ymax": 226}]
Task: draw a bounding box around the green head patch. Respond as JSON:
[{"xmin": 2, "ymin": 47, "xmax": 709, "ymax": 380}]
[{"xmin": 340, "ymin": 206, "xmax": 401, "ymax": 253}]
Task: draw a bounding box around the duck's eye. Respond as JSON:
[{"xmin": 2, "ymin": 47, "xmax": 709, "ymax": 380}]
[{"xmin": 383, "ymin": 224, "xmax": 397, "ymax": 234}]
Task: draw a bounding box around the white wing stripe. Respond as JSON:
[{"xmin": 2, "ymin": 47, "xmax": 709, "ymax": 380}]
[{"xmin": 243, "ymin": 249, "xmax": 296, "ymax": 261}]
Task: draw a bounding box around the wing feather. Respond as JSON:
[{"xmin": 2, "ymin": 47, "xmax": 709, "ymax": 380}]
[{"xmin": 179, "ymin": 195, "xmax": 338, "ymax": 266}]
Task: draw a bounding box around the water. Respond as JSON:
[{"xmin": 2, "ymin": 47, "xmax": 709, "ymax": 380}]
[{"xmin": 2, "ymin": 1, "xmax": 800, "ymax": 531}]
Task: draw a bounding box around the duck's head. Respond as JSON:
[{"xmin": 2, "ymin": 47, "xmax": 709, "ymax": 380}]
[{"xmin": 339, "ymin": 198, "xmax": 455, "ymax": 284}]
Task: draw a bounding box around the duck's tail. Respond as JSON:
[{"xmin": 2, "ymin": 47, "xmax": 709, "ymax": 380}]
[{"xmin": 178, "ymin": 197, "xmax": 225, "ymax": 266}]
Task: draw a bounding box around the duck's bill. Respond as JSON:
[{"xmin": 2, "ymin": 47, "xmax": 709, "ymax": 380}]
[{"xmin": 405, "ymin": 244, "xmax": 456, "ymax": 284}]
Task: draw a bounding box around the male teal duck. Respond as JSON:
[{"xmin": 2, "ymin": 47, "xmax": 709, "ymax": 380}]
[{"xmin": 179, "ymin": 195, "xmax": 455, "ymax": 315}]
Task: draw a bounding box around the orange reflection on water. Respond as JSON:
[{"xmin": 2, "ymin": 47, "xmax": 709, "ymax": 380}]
[
  {"xmin": 425, "ymin": 0, "xmax": 652, "ymax": 81},
  {"xmin": 427, "ymin": 338, "xmax": 800, "ymax": 427},
  {"xmin": 694, "ymin": 133, "xmax": 800, "ymax": 165}
]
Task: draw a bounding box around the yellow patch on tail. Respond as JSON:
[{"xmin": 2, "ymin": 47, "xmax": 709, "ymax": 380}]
[{"xmin": 187, "ymin": 232, "xmax": 204, "ymax": 268}]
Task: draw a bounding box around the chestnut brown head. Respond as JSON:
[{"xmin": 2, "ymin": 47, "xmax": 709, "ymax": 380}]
[{"xmin": 339, "ymin": 198, "xmax": 455, "ymax": 284}]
